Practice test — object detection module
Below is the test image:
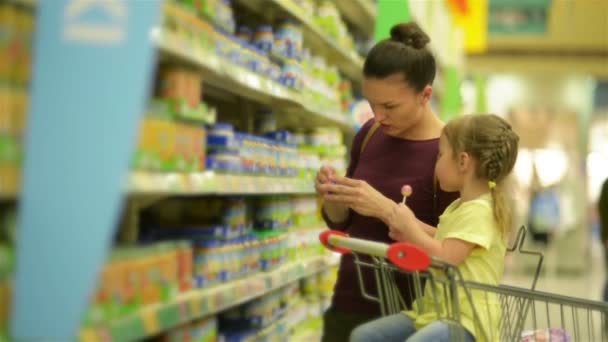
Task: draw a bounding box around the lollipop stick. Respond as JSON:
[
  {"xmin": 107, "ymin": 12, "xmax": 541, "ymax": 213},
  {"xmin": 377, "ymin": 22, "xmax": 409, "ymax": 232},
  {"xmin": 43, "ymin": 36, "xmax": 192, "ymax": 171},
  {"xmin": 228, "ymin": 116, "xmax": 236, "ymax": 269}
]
[{"xmin": 401, "ymin": 185, "xmax": 412, "ymax": 205}]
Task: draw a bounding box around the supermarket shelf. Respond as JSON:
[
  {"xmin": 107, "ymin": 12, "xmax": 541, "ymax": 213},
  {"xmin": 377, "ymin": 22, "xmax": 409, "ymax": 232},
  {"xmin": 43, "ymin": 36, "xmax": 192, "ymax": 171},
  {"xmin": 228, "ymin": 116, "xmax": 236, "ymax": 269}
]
[
  {"xmin": 155, "ymin": 31, "xmax": 354, "ymax": 133},
  {"xmin": 334, "ymin": 0, "xmax": 377, "ymax": 37},
  {"xmin": 0, "ymin": 190, "xmax": 17, "ymax": 201},
  {"xmin": 0, "ymin": 167, "xmax": 19, "ymax": 200},
  {"xmin": 80, "ymin": 254, "xmax": 339, "ymax": 341},
  {"xmin": 13, "ymin": 0, "xmax": 36, "ymax": 7},
  {"xmin": 129, "ymin": 171, "xmax": 315, "ymax": 196},
  {"xmin": 237, "ymin": 0, "xmax": 364, "ymax": 84}
]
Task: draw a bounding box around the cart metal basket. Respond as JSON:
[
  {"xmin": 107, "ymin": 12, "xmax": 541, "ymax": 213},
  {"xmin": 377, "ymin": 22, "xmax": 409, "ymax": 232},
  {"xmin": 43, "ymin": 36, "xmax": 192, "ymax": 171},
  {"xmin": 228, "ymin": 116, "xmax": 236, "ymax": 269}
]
[{"xmin": 320, "ymin": 227, "xmax": 608, "ymax": 341}]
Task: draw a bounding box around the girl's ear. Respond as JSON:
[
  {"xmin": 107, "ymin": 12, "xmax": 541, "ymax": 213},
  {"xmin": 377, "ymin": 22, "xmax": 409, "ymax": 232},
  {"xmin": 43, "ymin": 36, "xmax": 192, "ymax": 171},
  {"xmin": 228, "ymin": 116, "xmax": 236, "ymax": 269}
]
[{"xmin": 458, "ymin": 152, "xmax": 471, "ymax": 173}]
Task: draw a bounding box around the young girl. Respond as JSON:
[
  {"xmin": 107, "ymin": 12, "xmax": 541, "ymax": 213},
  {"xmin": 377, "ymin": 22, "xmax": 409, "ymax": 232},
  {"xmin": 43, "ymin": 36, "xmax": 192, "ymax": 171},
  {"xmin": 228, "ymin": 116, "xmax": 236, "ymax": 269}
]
[{"xmin": 350, "ymin": 114, "xmax": 520, "ymax": 342}]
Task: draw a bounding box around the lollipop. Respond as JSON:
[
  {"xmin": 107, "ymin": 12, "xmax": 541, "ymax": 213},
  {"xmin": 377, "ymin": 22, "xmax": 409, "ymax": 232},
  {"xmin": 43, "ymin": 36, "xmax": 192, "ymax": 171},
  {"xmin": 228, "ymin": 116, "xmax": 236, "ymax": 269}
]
[{"xmin": 401, "ymin": 185, "xmax": 413, "ymax": 204}]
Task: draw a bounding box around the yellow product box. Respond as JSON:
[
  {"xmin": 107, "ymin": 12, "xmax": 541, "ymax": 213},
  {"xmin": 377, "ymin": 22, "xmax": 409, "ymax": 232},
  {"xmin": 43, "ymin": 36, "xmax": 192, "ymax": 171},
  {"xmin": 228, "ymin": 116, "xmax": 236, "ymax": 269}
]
[
  {"xmin": 0, "ymin": 4, "xmax": 15, "ymax": 81},
  {"xmin": 134, "ymin": 118, "xmax": 177, "ymax": 171},
  {"xmin": 0, "ymin": 87, "xmax": 28, "ymax": 136},
  {"xmin": 175, "ymin": 123, "xmax": 206, "ymax": 171},
  {"xmin": 0, "ymin": 164, "xmax": 19, "ymax": 197}
]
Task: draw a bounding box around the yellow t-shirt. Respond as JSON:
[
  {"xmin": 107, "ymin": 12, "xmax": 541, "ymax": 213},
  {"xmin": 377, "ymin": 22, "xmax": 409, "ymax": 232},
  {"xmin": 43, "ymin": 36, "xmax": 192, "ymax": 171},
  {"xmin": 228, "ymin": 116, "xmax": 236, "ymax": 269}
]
[{"xmin": 404, "ymin": 194, "xmax": 506, "ymax": 342}]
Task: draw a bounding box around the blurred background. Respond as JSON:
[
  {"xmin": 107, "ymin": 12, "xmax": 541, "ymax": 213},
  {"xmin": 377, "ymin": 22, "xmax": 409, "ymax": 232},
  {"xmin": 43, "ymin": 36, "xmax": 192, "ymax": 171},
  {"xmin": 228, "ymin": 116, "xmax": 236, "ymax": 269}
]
[{"xmin": 0, "ymin": 0, "xmax": 606, "ymax": 341}]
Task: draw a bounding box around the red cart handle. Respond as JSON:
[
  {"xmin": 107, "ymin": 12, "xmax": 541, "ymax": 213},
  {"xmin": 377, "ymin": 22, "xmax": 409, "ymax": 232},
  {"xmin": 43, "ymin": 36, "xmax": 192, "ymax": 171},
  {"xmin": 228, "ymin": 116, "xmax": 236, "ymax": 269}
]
[
  {"xmin": 387, "ymin": 242, "xmax": 431, "ymax": 272},
  {"xmin": 319, "ymin": 230, "xmax": 351, "ymax": 254}
]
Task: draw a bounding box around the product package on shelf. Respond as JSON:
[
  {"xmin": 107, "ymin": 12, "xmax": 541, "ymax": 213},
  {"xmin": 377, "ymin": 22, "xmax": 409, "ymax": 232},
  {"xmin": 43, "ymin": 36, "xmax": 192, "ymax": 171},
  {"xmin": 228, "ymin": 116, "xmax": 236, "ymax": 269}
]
[
  {"xmin": 140, "ymin": 196, "xmax": 295, "ymax": 290},
  {"xmin": 294, "ymin": 127, "xmax": 347, "ymax": 179},
  {"xmin": 206, "ymin": 124, "xmax": 299, "ymax": 177},
  {"xmin": 155, "ymin": 316, "xmax": 219, "ymax": 342},
  {"xmin": 315, "ymin": 1, "xmax": 355, "ymax": 51},
  {"xmin": 133, "ymin": 64, "xmax": 216, "ymax": 173},
  {"xmin": 299, "ymin": 50, "xmax": 343, "ymax": 113},
  {"xmin": 0, "ymin": 210, "xmax": 16, "ymax": 340},
  {"xmin": 214, "ymin": 271, "xmax": 334, "ymax": 342},
  {"xmin": 83, "ymin": 241, "xmax": 193, "ymax": 327},
  {"xmin": 288, "ymin": 228, "xmax": 324, "ymax": 263},
  {"xmin": 0, "ymin": 2, "xmax": 34, "ymax": 196},
  {"xmin": 161, "ymin": 1, "xmax": 349, "ymax": 118},
  {"xmin": 144, "ymin": 197, "xmax": 252, "ymax": 242},
  {"xmin": 133, "ymin": 111, "xmax": 207, "ymax": 173},
  {"xmin": 144, "ymin": 199, "xmax": 257, "ymax": 288},
  {"xmin": 253, "ymin": 196, "xmax": 293, "ymax": 231},
  {"xmin": 218, "ymin": 283, "xmax": 297, "ymax": 342},
  {"xmin": 291, "ymin": 195, "xmax": 321, "ymax": 227},
  {"xmin": 159, "ymin": 65, "xmax": 215, "ymax": 124}
]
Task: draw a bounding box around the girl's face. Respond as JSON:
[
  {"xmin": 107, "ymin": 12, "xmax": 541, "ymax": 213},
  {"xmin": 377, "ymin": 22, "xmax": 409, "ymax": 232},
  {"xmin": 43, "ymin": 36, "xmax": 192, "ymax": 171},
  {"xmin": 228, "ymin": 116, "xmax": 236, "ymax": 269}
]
[
  {"xmin": 362, "ymin": 74, "xmax": 432, "ymax": 138},
  {"xmin": 435, "ymin": 134, "xmax": 463, "ymax": 192}
]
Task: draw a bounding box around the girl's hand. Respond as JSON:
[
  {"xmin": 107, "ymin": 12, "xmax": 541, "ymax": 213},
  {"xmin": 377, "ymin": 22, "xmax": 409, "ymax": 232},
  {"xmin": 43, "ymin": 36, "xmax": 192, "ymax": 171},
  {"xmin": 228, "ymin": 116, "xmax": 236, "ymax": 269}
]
[
  {"xmin": 387, "ymin": 203, "xmax": 418, "ymax": 239},
  {"xmin": 388, "ymin": 226, "xmax": 407, "ymax": 241},
  {"xmin": 319, "ymin": 176, "xmax": 394, "ymax": 220}
]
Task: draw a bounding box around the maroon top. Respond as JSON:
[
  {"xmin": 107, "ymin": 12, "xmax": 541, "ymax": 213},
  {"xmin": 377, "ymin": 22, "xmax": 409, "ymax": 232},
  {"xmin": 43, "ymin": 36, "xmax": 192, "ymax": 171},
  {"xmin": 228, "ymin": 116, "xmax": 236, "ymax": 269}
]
[{"xmin": 323, "ymin": 119, "xmax": 459, "ymax": 315}]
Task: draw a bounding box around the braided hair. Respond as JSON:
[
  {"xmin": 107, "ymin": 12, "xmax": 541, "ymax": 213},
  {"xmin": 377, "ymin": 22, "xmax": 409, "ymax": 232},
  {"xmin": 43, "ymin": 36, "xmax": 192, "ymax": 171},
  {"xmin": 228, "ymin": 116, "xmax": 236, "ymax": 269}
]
[{"xmin": 443, "ymin": 114, "xmax": 520, "ymax": 238}]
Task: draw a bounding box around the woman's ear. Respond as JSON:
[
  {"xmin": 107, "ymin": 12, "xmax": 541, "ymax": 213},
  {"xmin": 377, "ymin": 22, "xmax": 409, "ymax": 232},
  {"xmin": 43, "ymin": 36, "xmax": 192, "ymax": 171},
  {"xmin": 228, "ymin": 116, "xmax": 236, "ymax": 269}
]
[{"xmin": 420, "ymin": 85, "xmax": 433, "ymax": 105}]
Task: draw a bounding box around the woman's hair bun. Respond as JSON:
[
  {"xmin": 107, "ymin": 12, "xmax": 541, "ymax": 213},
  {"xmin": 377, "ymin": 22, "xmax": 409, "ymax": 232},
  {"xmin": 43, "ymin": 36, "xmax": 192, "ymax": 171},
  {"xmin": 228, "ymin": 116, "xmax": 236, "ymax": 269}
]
[{"xmin": 390, "ymin": 22, "xmax": 431, "ymax": 49}]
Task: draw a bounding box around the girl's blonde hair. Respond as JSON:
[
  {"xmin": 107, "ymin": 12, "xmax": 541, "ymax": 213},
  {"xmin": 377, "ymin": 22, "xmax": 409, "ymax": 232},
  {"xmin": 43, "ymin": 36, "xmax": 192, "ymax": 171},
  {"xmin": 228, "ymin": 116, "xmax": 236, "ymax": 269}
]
[{"xmin": 443, "ymin": 114, "xmax": 520, "ymax": 238}]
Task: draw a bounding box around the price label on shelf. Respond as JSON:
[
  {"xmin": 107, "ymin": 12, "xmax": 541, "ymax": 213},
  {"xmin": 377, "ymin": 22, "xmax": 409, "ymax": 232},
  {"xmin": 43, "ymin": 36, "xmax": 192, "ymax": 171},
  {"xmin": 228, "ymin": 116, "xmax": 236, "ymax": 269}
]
[
  {"xmin": 245, "ymin": 73, "xmax": 261, "ymax": 90},
  {"xmin": 253, "ymin": 177, "xmax": 264, "ymax": 193},
  {"xmin": 79, "ymin": 329, "xmax": 97, "ymax": 342},
  {"xmin": 141, "ymin": 310, "xmax": 160, "ymax": 334},
  {"xmin": 226, "ymin": 175, "xmax": 239, "ymax": 193},
  {"xmin": 277, "ymin": 87, "xmax": 286, "ymax": 99},
  {"xmin": 224, "ymin": 66, "xmax": 241, "ymax": 82},
  {"xmin": 178, "ymin": 302, "xmax": 190, "ymax": 321},
  {"xmin": 190, "ymin": 297, "xmax": 202, "ymax": 317},
  {"xmin": 245, "ymin": 177, "xmax": 256, "ymax": 193},
  {"xmin": 279, "ymin": 179, "xmax": 290, "ymax": 192},
  {"xmin": 205, "ymin": 54, "xmax": 222, "ymax": 72}
]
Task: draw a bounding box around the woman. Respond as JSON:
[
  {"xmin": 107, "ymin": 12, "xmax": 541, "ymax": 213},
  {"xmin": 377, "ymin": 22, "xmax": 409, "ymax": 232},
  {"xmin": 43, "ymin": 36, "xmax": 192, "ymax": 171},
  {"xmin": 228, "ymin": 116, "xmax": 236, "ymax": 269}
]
[{"xmin": 315, "ymin": 22, "xmax": 459, "ymax": 342}]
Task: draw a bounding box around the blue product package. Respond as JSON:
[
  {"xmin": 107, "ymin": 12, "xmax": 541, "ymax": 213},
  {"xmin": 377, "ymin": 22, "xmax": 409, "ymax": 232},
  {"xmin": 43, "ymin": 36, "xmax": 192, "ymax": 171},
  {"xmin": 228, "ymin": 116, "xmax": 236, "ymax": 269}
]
[
  {"xmin": 236, "ymin": 26, "xmax": 253, "ymax": 44},
  {"xmin": 207, "ymin": 135, "xmax": 236, "ymax": 149},
  {"xmin": 227, "ymin": 36, "xmax": 244, "ymax": 66},
  {"xmin": 150, "ymin": 224, "xmax": 233, "ymax": 240},
  {"xmin": 265, "ymin": 130, "xmax": 291, "ymax": 143},
  {"xmin": 254, "ymin": 25, "xmax": 273, "ymax": 54}
]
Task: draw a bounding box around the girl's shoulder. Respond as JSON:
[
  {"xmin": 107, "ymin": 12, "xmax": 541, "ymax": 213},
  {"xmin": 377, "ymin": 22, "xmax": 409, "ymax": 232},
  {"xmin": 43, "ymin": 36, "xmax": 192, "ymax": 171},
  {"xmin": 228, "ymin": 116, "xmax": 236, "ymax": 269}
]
[{"xmin": 447, "ymin": 195, "xmax": 493, "ymax": 221}]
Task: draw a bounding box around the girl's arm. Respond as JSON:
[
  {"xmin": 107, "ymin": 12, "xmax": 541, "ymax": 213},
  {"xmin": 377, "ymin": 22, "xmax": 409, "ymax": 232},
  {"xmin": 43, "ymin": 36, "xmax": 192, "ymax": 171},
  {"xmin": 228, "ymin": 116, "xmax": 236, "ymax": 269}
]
[
  {"xmin": 387, "ymin": 203, "xmax": 475, "ymax": 266},
  {"xmin": 417, "ymin": 221, "xmax": 437, "ymax": 238},
  {"xmin": 404, "ymin": 233, "xmax": 475, "ymax": 266}
]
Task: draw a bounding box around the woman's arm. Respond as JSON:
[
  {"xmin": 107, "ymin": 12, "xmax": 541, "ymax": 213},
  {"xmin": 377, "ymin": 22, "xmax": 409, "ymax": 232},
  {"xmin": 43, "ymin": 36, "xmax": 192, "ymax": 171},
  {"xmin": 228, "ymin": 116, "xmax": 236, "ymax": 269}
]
[
  {"xmin": 322, "ymin": 201, "xmax": 350, "ymax": 225},
  {"xmin": 320, "ymin": 176, "xmax": 396, "ymax": 221}
]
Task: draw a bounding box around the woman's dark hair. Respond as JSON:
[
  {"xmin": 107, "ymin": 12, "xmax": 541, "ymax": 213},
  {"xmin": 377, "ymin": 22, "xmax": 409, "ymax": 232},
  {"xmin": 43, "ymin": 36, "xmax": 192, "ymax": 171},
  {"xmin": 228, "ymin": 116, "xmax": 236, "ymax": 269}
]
[{"xmin": 363, "ymin": 22, "xmax": 436, "ymax": 91}]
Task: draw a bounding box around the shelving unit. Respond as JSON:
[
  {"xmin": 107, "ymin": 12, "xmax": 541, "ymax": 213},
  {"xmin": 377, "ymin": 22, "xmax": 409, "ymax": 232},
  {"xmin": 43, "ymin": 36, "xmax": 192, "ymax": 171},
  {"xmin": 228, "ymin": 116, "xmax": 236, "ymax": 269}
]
[
  {"xmin": 129, "ymin": 171, "xmax": 315, "ymax": 195},
  {"xmin": 334, "ymin": 0, "xmax": 377, "ymax": 37},
  {"xmin": 237, "ymin": 0, "xmax": 364, "ymax": 84},
  {"xmin": 156, "ymin": 29, "xmax": 354, "ymax": 133},
  {"xmin": 80, "ymin": 254, "xmax": 339, "ymax": 342},
  {"xmin": 4, "ymin": 0, "xmax": 377, "ymax": 340}
]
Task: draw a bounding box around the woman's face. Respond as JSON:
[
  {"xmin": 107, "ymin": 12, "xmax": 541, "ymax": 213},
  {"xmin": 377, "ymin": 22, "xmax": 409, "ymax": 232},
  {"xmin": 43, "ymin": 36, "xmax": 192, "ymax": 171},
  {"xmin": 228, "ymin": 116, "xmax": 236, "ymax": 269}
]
[{"xmin": 362, "ymin": 74, "xmax": 431, "ymax": 138}]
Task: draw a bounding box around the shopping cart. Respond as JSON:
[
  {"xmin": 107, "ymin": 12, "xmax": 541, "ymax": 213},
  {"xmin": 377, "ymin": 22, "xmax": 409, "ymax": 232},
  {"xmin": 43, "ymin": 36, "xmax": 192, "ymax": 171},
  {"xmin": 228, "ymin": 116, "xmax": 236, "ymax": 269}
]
[{"xmin": 320, "ymin": 227, "xmax": 608, "ymax": 342}]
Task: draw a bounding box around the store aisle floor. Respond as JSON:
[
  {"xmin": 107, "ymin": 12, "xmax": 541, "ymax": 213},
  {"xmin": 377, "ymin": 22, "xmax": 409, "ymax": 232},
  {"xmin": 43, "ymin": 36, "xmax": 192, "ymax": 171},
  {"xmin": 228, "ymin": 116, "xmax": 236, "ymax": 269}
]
[{"xmin": 504, "ymin": 244, "xmax": 605, "ymax": 301}]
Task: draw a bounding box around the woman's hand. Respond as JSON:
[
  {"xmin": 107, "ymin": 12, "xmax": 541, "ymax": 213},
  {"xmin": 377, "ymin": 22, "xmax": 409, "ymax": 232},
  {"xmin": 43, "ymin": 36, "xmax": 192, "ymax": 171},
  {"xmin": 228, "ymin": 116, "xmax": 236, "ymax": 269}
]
[
  {"xmin": 387, "ymin": 203, "xmax": 418, "ymax": 241},
  {"xmin": 314, "ymin": 165, "xmax": 338, "ymax": 196},
  {"xmin": 319, "ymin": 176, "xmax": 395, "ymax": 220}
]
